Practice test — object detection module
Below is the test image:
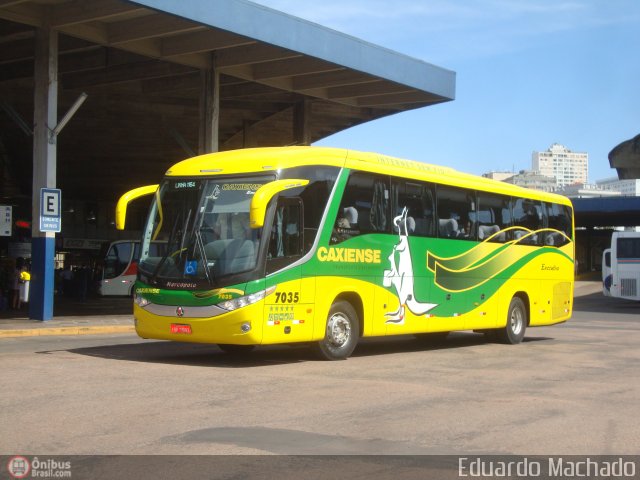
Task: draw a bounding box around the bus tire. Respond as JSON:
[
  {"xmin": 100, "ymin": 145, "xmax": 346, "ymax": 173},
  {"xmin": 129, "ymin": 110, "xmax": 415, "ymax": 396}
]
[
  {"xmin": 498, "ymin": 296, "xmax": 527, "ymax": 344},
  {"xmin": 217, "ymin": 344, "xmax": 255, "ymax": 355},
  {"xmin": 313, "ymin": 300, "xmax": 359, "ymax": 360}
]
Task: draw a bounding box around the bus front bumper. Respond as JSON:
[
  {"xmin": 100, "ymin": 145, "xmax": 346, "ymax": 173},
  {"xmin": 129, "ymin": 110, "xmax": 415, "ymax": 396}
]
[{"xmin": 133, "ymin": 301, "xmax": 264, "ymax": 345}]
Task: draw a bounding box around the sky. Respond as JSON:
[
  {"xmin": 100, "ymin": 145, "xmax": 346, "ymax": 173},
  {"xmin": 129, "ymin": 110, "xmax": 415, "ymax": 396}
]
[{"xmin": 250, "ymin": 0, "xmax": 640, "ymax": 182}]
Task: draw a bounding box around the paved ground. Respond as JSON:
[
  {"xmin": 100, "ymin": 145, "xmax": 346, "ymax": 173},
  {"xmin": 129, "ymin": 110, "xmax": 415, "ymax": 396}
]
[
  {"xmin": 0, "ymin": 295, "xmax": 134, "ymax": 337},
  {"xmin": 1, "ymin": 281, "xmax": 639, "ymax": 456}
]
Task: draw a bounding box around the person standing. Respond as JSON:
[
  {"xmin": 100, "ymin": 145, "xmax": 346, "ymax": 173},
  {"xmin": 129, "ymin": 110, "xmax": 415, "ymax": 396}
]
[
  {"xmin": 10, "ymin": 259, "xmax": 22, "ymax": 309},
  {"xmin": 61, "ymin": 265, "xmax": 73, "ymax": 297}
]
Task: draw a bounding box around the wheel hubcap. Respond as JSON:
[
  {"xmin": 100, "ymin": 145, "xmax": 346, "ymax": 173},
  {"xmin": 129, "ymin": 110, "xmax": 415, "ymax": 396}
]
[
  {"xmin": 510, "ymin": 307, "xmax": 524, "ymax": 335},
  {"xmin": 327, "ymin": 313, "xmax": 351, "ymax": 347}
]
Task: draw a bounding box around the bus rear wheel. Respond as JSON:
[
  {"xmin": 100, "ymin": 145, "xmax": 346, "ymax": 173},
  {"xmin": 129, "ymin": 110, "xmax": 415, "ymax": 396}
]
[
  {"xmin": 313, "ymin": 300, "xmax": 359, "ymax": 360},
  {"xmin": 498, "ymin": 296, "xmax": 527, "ymax": 344}
]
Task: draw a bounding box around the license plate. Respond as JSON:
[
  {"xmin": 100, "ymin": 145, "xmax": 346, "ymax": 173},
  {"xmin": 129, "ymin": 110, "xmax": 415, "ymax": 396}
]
[{"xmin": 171, "ymin": 323, "xmax": 192, "ymax": 334}]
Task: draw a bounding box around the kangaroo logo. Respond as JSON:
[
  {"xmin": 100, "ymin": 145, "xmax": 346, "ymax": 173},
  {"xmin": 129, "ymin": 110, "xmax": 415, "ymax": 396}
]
[{"xmin": 383, "ymin": 208, "xmax": 437, "ymax": 324}]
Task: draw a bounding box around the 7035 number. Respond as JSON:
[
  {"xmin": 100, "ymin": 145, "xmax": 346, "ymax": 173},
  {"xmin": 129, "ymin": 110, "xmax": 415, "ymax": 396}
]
[{"xmin": 274, "ymin": 292, "xmax": 299, "ymax": 303}]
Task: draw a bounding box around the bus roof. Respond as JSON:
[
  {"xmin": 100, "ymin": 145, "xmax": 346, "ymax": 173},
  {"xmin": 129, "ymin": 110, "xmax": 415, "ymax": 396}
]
[{"xmin": 166, "ymin": 146, "xmax": 572, "ymax": 207}]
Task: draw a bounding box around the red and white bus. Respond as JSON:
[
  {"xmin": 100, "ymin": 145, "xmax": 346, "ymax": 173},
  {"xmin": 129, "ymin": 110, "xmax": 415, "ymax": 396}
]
[
  {"xmin": 98, "ymin": 240, "xmax": 167, "ymax": 296},
  {"xmin": 98, "ymin": 240, "xmax": 140, "ymax": 296}
]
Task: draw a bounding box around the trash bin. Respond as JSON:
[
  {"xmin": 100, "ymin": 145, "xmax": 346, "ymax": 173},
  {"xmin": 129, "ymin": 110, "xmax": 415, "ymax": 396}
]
[
  {"xmin": 19, "ymin": 280, "xmax": 30, "ymax": 302},
  {"xmin": 19, "ymin": 271, "xmax": 31, "ymax": 303}
]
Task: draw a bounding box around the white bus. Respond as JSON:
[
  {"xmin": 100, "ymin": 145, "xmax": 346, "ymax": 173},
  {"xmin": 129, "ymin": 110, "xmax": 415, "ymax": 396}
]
[
  {"xmin": 602, "ymin": 231, "xmax": 640, "ymax": 301},
  {"xmin": 98, "ymin": 240, "xmax": 140, "ymax": 296},
  {"xmin": 98, "ymin": 240, "xmax": 166, "ymax": 296}
]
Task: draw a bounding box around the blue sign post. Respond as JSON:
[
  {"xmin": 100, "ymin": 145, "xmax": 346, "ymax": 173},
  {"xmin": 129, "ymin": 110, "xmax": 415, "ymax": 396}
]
[
  {"xmin": 39, "ymin": 188, "xmax": 61, "ymax": 233},
  {"xmin": 30, "ymin": 188, "xmax": 61, "ymax": 321}
]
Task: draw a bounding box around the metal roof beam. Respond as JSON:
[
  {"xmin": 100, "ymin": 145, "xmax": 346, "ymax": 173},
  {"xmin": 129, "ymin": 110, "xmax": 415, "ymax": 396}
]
[
  {"xmin": 0, "ymin": 0, "xmax": 30, "ymax": 7},
  {"xmin": 160, "ymin": 29, "xmax": 254, "ymax": 57},
  {"xmin": 50, "ymin": 0, "xmax": 148, "ymax": 28},
  {"xmin": 0, "ymin": 37, "xmax": 32, "ymax": 63},
  {"xmin": 216, "ymin": 43, "xmax": 300, "ymax": 69},
  {"xmin": 0, "ymin": 35, "xmax": 100, "ymax": 64},
  {"xmin": 220, "ymin": 81, "xmax": 285, "ymax": 99},
  {"xmin": 221, "ymin": 104, "xmax": 294, "ymax": 150},
  {"xmin": 292, "ymin": 70, "xmax": 377, "ymax": 91},
  {"xmin": 140, "ymin": 72, "xmax": 200, "ymax": 93},
  {"xmin": 107, "ymin": 13, "xmax": 204, "ymax": 44},
  {"xmin": 0, "ymin": 18, "xmax": 33, "ymax": 42},
  {"xmin": 61, "ymin": 60, "xmax": 195, "ymax": 89},
  {"xmin": 356, "ymin": 91, "xmax": 442, "ymax": 107},
  {"xmin": 310, "ymin": 101, "xmax": 374, "ymax": 119},
  {"xmin": 252, "ymin": 57, "xmax": 342, "ymax": 81},
  {"xmin": 328, "ymin": 81, "xmax": 413, "ymax": 100},
  {"xmin": 0, "ymin": 2, "xmax": 44, "ymax": 27}
]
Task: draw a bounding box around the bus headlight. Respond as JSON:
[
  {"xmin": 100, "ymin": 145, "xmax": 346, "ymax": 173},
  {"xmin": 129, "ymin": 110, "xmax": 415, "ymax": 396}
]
[
  {"xmin": 217, "ymin": 286, "xmax": 276, "ymax": 311},
  {"xmin": 135, "ymin": 294, "xmax": 151, "ymax": 308}
]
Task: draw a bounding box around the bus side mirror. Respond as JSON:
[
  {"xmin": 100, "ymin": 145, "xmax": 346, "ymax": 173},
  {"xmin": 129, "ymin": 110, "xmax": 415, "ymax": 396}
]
[
  {"xmin": 250, "ymin": 179, "xmax": 309, "ymax": 228},
  {"xmin": 115, "ymin": 185, "xmax": 158, "ymax": 230}
]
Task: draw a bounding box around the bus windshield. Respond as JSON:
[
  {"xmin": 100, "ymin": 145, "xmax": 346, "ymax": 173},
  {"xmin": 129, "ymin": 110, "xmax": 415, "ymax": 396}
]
[
  {"xmin": 103, "ymin": 241, "xmax": 133, "ymax": 280},
  {"xmin": 139, "ymin": 176, "xmax": 272, "ymax": 285}
]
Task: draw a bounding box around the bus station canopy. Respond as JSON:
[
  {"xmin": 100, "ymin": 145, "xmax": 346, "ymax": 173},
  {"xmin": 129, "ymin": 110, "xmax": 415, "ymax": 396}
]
[
  {"xmin": 573, "ymin": 196, "xmax": 640, "ymax": 229},
  {"xmin": 0, "ymin": 0, "xmax": 456, "ymax": 200}
]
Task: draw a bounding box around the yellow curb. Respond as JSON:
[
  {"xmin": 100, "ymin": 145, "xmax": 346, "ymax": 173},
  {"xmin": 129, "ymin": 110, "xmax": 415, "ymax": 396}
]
[{"xmin": 0, "ymin": 325, "xmax": 135, "ymax": 338}]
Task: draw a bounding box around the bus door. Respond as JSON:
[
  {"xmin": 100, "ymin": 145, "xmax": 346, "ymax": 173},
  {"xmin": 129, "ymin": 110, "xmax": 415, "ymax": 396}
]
[{"xmin": 263, "ymin": 197, "xmax": 315, "ymax": 343}]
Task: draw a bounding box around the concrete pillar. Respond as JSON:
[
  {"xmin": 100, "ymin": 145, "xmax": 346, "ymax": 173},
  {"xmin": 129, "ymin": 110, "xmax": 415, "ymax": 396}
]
[
  {"xmin": 30, "ymin": 26, "xmax": 58, "ymax": 320},
  {"xmin": 198, "ymin": 54, "xmax": 219, "ymax": 154},
  {"xmin": 242, "ymin": 120, "xmax": 251, "ymax": 148},
  {"xmin": 293, "ymin": 99, "xmax": 312, "ymax": 146}
]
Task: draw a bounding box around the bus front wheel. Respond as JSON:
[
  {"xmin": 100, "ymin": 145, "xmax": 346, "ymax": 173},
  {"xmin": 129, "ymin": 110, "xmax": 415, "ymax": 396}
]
[
  {"xmin": 313, "ymin": 300, "xmax": 359, "ymax": 360},
  {"xmin": 498, "ymin": 296, "xmax": 527, "ymax": 344}
]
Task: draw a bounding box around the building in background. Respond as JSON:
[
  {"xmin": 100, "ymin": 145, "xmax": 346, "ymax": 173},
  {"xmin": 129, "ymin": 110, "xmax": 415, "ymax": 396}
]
[
  {"xmin": 556, "ymin": 183, "xmax": 622, "ymax": 199},
  {"xmin": 596, "ymin": 177, "xmax": 640, "ymax": 196},
  {"xmin": 503, "ymin": 170, "xmax": 557, "ymax": 192},
  {"xmin": 532, "ymin": 143, "xmax": 588, "ymax": 187},
  {"xmin": 482, "ymin": 171, "xmax": 515, "ymax": 182}
]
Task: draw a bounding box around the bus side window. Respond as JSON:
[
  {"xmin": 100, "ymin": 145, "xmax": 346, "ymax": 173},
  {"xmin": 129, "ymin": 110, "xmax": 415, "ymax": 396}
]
[
  {"xmin": 544, "ymin": 202, "xmax": 572, "ymax": 246},
  {"xmin": 279, "ymin": 165, "xmax": 340, "ymax": 254},
  {"xmin": 392, "ymin": 178, "xmax": 436, "ymax": 237},
  {"xmin": 512, "ymin": 198, "xmax": 543, "ymax": 245},
  {"xmin": 437, "ymin": 185, "xmax": 476, "ymax": 240},
  {"xmin": 476, "ymin": 192, "xmax": 510, "ymax": 243},
  {"xmin": 267, "ymin": 198, "xmax": 304, "ymax": 274},
  {"xmin": 617, "ymin": 237, "xmax": 640, "ymax": 260},
  {"xmin": 331, "ymin": 172, "xmax": 390, "ymax": 244}
]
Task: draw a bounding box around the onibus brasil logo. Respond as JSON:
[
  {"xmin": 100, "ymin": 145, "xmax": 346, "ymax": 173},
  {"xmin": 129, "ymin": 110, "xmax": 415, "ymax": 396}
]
[
  {"xmin": 7, "ymin": 456, "xmax": 72, "ymax": 478},
  {"xmin": 7, "ymin": 456, "xmax": 30, "ymax": 479}
]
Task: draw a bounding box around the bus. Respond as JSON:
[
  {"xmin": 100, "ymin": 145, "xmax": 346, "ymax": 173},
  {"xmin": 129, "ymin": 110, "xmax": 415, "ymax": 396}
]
[
  {"xmin": 98, "ymin": 240, "xmax": 140, "ymax": 296},
  {"xmin": 98, "ymin": 240, "xmax": 166, "ymax": 296},
  {"xmin": 116, "ymin": 147, "xmax": 575, "ymax": 360},
  {"xmin": 602, "ymin": 231, "xmax": 640, "ymax": 300}
]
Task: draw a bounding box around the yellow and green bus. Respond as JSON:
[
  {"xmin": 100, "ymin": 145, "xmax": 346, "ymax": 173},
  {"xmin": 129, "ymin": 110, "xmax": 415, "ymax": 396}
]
[{"xmin": 117, "ymin": 147, "xmax": 574, "ymax": 360}]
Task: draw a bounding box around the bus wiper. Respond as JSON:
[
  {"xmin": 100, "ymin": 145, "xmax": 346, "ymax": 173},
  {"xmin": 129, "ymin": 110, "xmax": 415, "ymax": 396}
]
[
  {"xmin": 179, "ymin": 209, "xmax": 192, "ymax": 255},
  {"xmin": 151, "ymin": 213, "xmax": 181, "ymax": 281},
  {"xmin": 151, "ymin": 209, "xmax": 191, "ymax": 282},
  {"xmin": 194, "ymin": 229, "xmax": 214, "ymax": 284}
]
